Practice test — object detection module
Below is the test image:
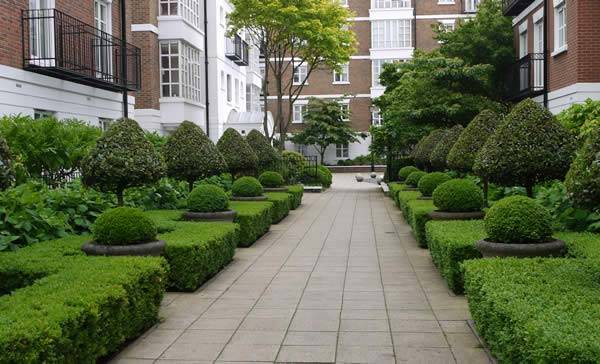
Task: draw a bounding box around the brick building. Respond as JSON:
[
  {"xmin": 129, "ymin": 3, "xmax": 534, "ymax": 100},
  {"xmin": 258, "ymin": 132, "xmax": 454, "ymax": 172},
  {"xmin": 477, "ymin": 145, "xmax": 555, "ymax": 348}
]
[
  {"xmin": 271, "ymin": 0, "xmax": 480, "ymax": 165},
  {"xmin": 503, "ymin": 0, "xmax": 600, "ymax": 113}
]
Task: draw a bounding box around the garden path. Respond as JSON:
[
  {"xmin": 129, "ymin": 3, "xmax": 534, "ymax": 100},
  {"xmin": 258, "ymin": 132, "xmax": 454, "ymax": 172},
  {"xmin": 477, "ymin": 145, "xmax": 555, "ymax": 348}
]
[{"xmin": 111, "ymin": 174, "xmax": 492, "ymax": 364}]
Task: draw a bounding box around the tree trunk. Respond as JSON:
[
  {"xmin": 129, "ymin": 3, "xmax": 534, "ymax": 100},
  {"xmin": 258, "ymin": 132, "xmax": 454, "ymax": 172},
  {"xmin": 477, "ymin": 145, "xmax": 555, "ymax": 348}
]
[
  {"xmin": 116, "ymin": 188, "xmax": 124, "ymax": 206},
  {"xmin": 188, "ymin": 179, "xmax": 195, "ymax": 193},
  {"xmin": 483, "ymin": 176, "xmax": 489, "ymax": 207},
  {"xmin": 320, "ymin": 151, "xmax": 325, "ymax": 166},
  {"xmin": 526, "ymin": 184, "xmax": 534, "ymax": 198}
]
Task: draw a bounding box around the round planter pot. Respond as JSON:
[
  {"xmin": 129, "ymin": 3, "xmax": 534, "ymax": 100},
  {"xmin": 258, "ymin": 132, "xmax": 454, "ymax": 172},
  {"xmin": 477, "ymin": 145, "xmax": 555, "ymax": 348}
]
[
  {"xmin": 475, "ymin": 239, "xmax": 566, "ymax": 258},
  {"xmin": 356, "ymin": 175, "xmax": 364, "ymax": 182},
  {"xmin": 231, "ymin": 195, "xmax": 268, "ymax": 201},
  {"xmin": 428, "ymin": 210, "xmax": 485, "ymax": 221},
  {"xmin": 182, "ymin": 210, "xmax": 237, "ymax": 222},
  {"xmin": 370, "ymin": 172, "xmax": 378, "ymax": 179},
  {"xmin": 403, "ymin": 187, "xmax": 419, "ymax": 191},
  {"xmin": 264, "ymin": 187, "xmax": 289, "ymax": 192},
  {"xmin": 81, "ymin": 240, "xmax": 166, "ymax": 257},
  {"xmin": 417, "ymin": 196, "xmax": 433, "ymax": 200}
]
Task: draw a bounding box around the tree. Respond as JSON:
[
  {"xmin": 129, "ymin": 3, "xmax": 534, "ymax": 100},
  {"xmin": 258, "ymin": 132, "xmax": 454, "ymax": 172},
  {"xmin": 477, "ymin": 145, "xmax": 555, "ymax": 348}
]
[
  {"xmin": 412, "ymin": 129, "xmax": 448, "ymax": 171},
  {"xmin": 246, "ymin": 129, "xmax": 282, "ymax": 171},
  {"xmin": 228, "ymin": 0, "xmax": 356, "ymax": 145},
  {"xmin": 430, "ymin": 124, "xmax": 464, "ymax": 171},
  {"xmin": 82, "ymin": 119, "xmax": 165, "ymax": 205},
  {"xmin": 0, "ymin": 136, "xmax": 13, "ymax": 190},
  {"xmin": 163, "ymin": 121, "xmax": 227, "ymax": 191},
  {"xmin": 217, "ymin": 128, "xmax": 259, "ymax": 177},
  {"xmin": 565, "ymin": 127, "xmax": 600, "ymax": 211},
  {"xmin": 289, "ymin": 98, "xmax": 365, "ymax": 164}
]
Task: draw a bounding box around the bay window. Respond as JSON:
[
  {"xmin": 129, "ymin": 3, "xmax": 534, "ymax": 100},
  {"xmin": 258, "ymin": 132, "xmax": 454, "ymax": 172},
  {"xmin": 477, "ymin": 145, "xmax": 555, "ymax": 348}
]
[
  {"xmin": 160, "ymin": 40, "xmax": 204, "ymax": 103},
  {"xmin": 372, "ymin": 20, "xmax": 412, "ymax": 49}
]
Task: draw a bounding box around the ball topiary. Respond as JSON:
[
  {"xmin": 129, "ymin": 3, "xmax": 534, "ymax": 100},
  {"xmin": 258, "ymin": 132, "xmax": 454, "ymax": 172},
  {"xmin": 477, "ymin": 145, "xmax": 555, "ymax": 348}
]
[
  {"xmin": 0, "ymin": 136, "xmax": 14, "ymax": 191},
  {"xmin": 217, "ymin": 128, "xmax": 259, "ymax": 177},
  {"xmin": 484, "ymin": 196, "xmax": 553, "ymax": 244},
  {"xmin": 246, "ymin": 130, "xmax": 282, "ymax": 171},
  {"xmin": 565, "ymin": 127, "xmax": 600, "ymax": 211},
  {"xmin": 317, "ymin": 165, "xmax": 333, "ymax": 188},
  {"xmin": 92, "ymin": 207, "xmax": 158, "ymax": 246},
  {"xmin": 433, "ymin": 179, "xmax": 484, "ymax": 212},
  {"xmin": 259, "ymin": 171, "xmax": 285, "ymax": 188},
  {"xmin": 187, "ymin": 184, "xmax": 229, "ymax": 212},
  {"xmin": 474, "ymin": 99, "xmax": 576, "ymax": 197},
  {"xmin": 430, "ymin": 125, "xmax": 464, "ymax": 171},
  {"xmin": 398, "ymin": 166, "xmax": 420, "ymax": 181},
  {"xmin": 412, "ymin": 129, "xmax": 448, "ymax": 171},
  {"xmin": 405, "ymin": 171, "xmax": 427, "ymax": 187},
  {"xmin": 232, "ymin": 176, "xmax": 264, "ymax": 197},
  {"xmin": 417, "ymin": 172, "xmax": 451, "ymax": 197}
]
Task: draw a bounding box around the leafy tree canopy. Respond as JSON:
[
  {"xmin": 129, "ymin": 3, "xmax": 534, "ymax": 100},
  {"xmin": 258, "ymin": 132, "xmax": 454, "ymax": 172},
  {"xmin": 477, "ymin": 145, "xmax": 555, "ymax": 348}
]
[{"xmin": 0, "ymin": 136, "xmax": 13, "ymax": 190}]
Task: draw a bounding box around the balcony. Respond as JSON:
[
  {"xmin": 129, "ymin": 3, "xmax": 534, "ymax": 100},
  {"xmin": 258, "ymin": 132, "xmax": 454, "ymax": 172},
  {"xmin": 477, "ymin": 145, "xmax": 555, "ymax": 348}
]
[
  {"xmin": 502, "ymin": 0, "xmax": 535, "ymax": 16},
  {"xmin": 505, "ymin": 53, "xmax": 545, "ymax": 101},
  {"xmin": 22, "ymin": 9, "xmax": 141, "ymax": 92},
  {"xmin": 225, "ymin": 35, "xmax": 249, "ymax": 66}
]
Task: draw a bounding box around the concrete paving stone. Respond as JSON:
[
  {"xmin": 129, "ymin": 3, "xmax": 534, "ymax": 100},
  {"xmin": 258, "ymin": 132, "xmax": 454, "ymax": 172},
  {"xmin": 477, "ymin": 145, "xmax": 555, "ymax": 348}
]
[
  {"xmin": 394, "ymin": 347, "xmax": 455, "ymax": 364},
  {"xmin": 283, "ymin": 331, "xmax": 338, "ymax": 346},
  {"xmin": 392, "ymin": 333, "xmax": 449, "ymax": 348},
  {"xmin": 189, "ymin": 317, "xmax": 244, "ymax": 330},
  {"xmin": 229, "ymin": 330, "xmax": 286, "ymax": 345},
  {"xmin": 289, "ymin": 309, "xmax": 341, "ymax": 332},
  {"xmin": 445, "ymin": 333, "xmax": 482, "ymax": 348},
  {"xmin": 160, "ymin": 341, "xmax": 225, "ymax": 361},
  {"xmin": 338, "ymin": 332, "xmax": 393, "ymax": 346},
  {"xmin": 246, "ymin": 308, "xmax": 296, "ymax": 319},
  {"xmin": 116, "ymin": 329, "xmax": 182, "ymax": 359},
  {"xmin": 388, "ymin": 310, "xmax": 436, "ymax": 321},
  {"xmin": 340, "ymin": 309, "xmax": 388, "ymax": 320},
  {"xmin": 336, "ymin": 345, "xmax": 395, "ymax": 363},
  {"xmin": 451, "ymin": 347, "xmax": 492, "ymax": 364},
  {"xmin": 276, "ymin": 345, "xmax": 336, "ymax": 363},
  {"xmin": 218, "ymin": 344, "xmax": 281, "ymax": 362},
  {"xmin": 340, "ymin": 319, "xmax": 390, "ymax": 332},
  {"xmin": 390, "ymin": 320, "xmax": 442, "ymax": 333},
  {"xmin": 110, "ymin": 359, "xmax": 156, "ymax": 364},
  {"xmin": 239, "ymin": 317, "xmax": 292, "ymax": 331}
]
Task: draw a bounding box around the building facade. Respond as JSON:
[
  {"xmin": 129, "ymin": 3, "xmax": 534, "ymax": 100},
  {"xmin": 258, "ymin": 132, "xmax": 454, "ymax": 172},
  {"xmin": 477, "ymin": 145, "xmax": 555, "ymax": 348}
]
[{"xmin": 503, "ymin": 0, "xmax": 600, "ymax": 114}]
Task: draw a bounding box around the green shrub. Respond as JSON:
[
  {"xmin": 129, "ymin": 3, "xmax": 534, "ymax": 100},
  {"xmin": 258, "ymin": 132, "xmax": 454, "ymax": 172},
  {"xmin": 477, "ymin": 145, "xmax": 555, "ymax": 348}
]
[
  {"xmin": 463, "ymin": 258, "xmax": 600, "ymax": 363},
  {"xmin": 318, "ymin": 165, "xmax": 333, "ymax": 187},
  {"xmin": 559, "ymin": 231, "xmax": 600, "ymax": 259},
  {"xmin": 417, "ymin": 172, "xmax": 451, "ymax": 197},
  {"xmin": 412, "ymin": 129, "xmax": 447, "ymax": 171},
  {"xmin": 125, "ymin": 178, "xmax": 188, "ymax": 210},
  {"xmin": 474, "ymin": 99, "xmax": 576, "ymax": 196},
  {"xmin": 397, "ymin": 190, "xmax": 421, "ymax": 217},
  {"xmin": 232, "ymin": 176, "xmax": 264, "ymax": 197},
  {"xmin": 229, "ymin": 201, "xmax": 272, "ymax": 247},
  {"xmin": 398, "ymin": 166, "xmax": 420, "ymax": 181},
  {"xmin": 405, "ymin": 199, "xmax": 436, "ymax": 248},
  {"xmin": 281, "ymin": 151, "xmax": 306, "ymax": 183},
  {"xmin": 266, "ymin": 192, "xmax": 292, "ymax": 223},
  {"xmin": 389, "ymin": 183, "xmax": 407, "ymax": 206},
  {"xmin": 217, "ymin": 128, "xmax": 258, "ymax": 176},
  {"xmin": 0, "ymin": 137, "xmax": 13, "ymax": 190},
  {"xmin": 187, "ymin": 184, "xmax": 229, "ymax": 213},
  {"xmin": 246, "ymin": 130, "xmax": 281, "ymax": 171},
  {"xmin": 484, "ymin": 196, "xmax": 553, "ymax": 244},
  {"xmin": 557, "ymin": 98, "xmax": 600, "ymax": 143},
  {"xmin": 429, "ymin": 125, "xmax": 463, "ymax": 171},
  {"xmin": 92, "ymin": 207, "xmax": 157, "ymax": 245},
  {"xmin": 259, "ymin": 171, "xmax": 285, "ymax": 188},
  {"xmin": 197, "ymin": 173, "xmax": 234, "ymax": 192},
  {"xmin": 287, "ymin": 184, "xmax": 304, "ymax": 209},
  {"xmin": 565, "ymin": 127, "xmax": 600, "ymax": 211},
  {"xmin": 433, "ymin": 179, "xmax": 484, "ymax": 212},
  {"xmin": 405, "ymin": 171, "xmax": 426, "ymax": 187},
  {"xmin": 163, "ymin": 121, "xmax": 227, "ymax": 190}
]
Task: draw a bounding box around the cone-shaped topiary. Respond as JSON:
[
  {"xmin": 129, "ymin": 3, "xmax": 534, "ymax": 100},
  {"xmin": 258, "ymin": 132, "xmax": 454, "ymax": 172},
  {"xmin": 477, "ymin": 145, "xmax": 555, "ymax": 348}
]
[
  {"xmin": 430, "ymin": 125, "xmax": 464, "ymax": 171},
  {"xmin": 433, "ymin": 179, "xmax": 484, "ymax": 212},
  {"xmin": 412, "ymin": 129, "xmax": 448, "ymax": 171},
  {"xmin": 232, "ymin": 176, "xmax": 264, "ymax": 197},
  {"xmin": 418, "ymin": 172, "xmax": 451, "ymax": 197},
  {"xmin": 0, "ymin": 136, "xmax": 14, "ymax": 190},
  {"xmin": 484, "ymin": 196, "xmax": 552, "ymax": 244},
  {"xmin": 398, "ymin": 166, "xmax": 420, "ymax": 181},
  {"xmin": 217, "ymin": 128, "xmax": 259, "ymax": 177},
  {"xmin": 82, "ymin": 118, "xmax": 165, "ymax": 205},
  {"xmin": 565, "ymin": 127, "xmax": 600, "ymax": 210},
  {"xmin": 405, "ymin": 171, "xmax": 427, "ymax": 187},
  {"xmin": 163, "ymin": 121, "xmax": 227, "ymax": 191},
  {"xmin": 259, "ymin": 171, "xmax": 285, "ymax": 188},
  {"xmin": 92, "ymin": 207, "xmax": 158, "ymax": 245},
  {"xmin": 188, "ymin": 184, "xmax": 229, "ymax": 212},
  {"xmin": 474, "ymin": 99, "xmax": 576, "ymax": 197},
  {"xmin": 246, "ymin": 129, "xmax": 282, "ymax": 171}
]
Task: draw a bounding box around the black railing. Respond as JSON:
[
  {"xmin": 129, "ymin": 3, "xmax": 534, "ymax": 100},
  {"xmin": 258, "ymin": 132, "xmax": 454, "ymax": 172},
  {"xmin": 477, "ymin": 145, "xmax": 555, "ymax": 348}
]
[
  {"xmin": 225, "ymin": 35, "xmax": 249, "ymax": 66},
  {"xmin": 506, "ymin": 53, "xmax": 545, "ymax": 101},
  {"xmin": 22, "ymin": 9, "xmax": 141, "ymax": 91},
  {"xmin": 502, "ymin": 0, "xmax": 535, "ymax": 16}
]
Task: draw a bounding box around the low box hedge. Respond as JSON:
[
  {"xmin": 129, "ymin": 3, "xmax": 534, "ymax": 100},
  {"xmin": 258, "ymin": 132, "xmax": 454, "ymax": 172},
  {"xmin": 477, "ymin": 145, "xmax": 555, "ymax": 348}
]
[
  {"xmin": 396, "ymin": 190, "xmax": 420, "ymax": 216},
  {"xmin": 287, "ymin": 184, "xmax": 304, "ymax": 210},
  {"xmin": 230, "ymin": 201, "xmax": 273, "ymax": 247},
  {"xmin": 0, "ymin": 236, "xmax": 167, "ymax": 363},
  {"xmin": 265, "ymin": 192, "xmax": 292, "ymax": 224},
  {"xmin": 558, "ymin": 231, "xmax": 600, "ymax": 259},
  {"xmin": 463, "ymin": 258, "xmax": 600, "ymax": 363},
  {"xmin": 405, "ymin": 199, "xmax": 436, "ymax": 248},
  {"xmin": 388, "ymin": 183, "xmax": 406, "ymax": 206}
]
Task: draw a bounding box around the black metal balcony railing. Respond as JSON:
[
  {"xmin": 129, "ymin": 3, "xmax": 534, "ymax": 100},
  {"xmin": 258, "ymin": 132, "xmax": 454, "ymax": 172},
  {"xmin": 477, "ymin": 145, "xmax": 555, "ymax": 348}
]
[
  {"xmin": 225, "ymin": 34, "xmax": 249, "ymax": 66},
  {"xmin": 506, "ymin": 53, "xmax": 545, "ymax": 101},
  {"xmin": 502, "ymin": 0, "xmax": 535, "ymax": 16},
  {"xmin": 22, "ymin": 9, "xmax": 141, "ymax": 92}
]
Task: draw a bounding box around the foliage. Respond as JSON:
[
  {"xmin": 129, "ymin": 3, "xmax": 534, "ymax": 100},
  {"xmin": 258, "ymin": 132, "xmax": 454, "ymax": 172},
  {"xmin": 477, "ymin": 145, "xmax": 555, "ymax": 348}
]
[
  {"xmin": 229, "ymin": 201, "xmax": 273, "ymax": 247},
  {"xmin": 125, "ymin": 178, "xmax": 188, "ymax": 210},
  {"xmin": 318, "ymin": 165, "xmax": 333, "ymax": 187},
  {"xmin": 484, "ymin": 196, "xmax": 553, "ymax": 244},
  {"xmin": 232, "ymin": 176, "xmax": 264, "ymax": 197},
  {"xmin": 368, "ymin": 118, "xmax": 431, "ymax": 162},
  {"xmin": 433, "ymin": 179, "xmax": 484, "ymax": 212},
  {"xmin": 281, "ymin": 151, "xmax": 306, "ymax": 183},
  {"xmin": 447, "ymin": 109, "xmax": 501, "ymax": 172},
  {"xmin": 429, "ymin": 124, "xmax": 463, "ymax": 171},
  {"xmin": 163, "ymin": 121, "xmax": 227, "ymax": 189},
  {"xmin": 287, "ymin": 185, "xmax": 304, "ymax": 210},
  {"xmin": 82, "ymin": 118, "xmax": 165, "ymax": 205},
  {"xmin": 187, "ymin": 185, "xmax": 229, "ymax": 213},
  {"xmin": 558, "ymin": 231, "xmax": 600, "ymax": 259},
  {"xmin": 405, "ymin": 199, "xmax": 436, "ymax": 248},
  {"xmin": 557, "ymin": 98, "xmax": 600, "ymax": 143},
  {"xmin": 300, "ymin": 165, "xmax": 333, "ymax": 187},
  {"xmin": 474, "ymin": 99, "xmax": 577, "ymax": 196},
  {"xmin": 0, "ymin": 137, "xmax": 13, "ymax": 190},
  {"xmin": 417, "ymin": 172, "xmax": 451, "ymax": 197},
  {"xmin": 197, "ymin": 173, "xmax": 234, "ymax": 192},
  {"xmin": 246, "ymin": 129, "xmax": 281, "ymax": 171},
  {"xmin": 265, "ymin": 192, "xmax": 292, "ymax": 223},
  {"xmin": 145, "ymin": 131, "xmax": 168, "ymax": 155},
  {"xmin": 217, "ymin": 128, "xmax": 258, "ymax": 177},
  {"xmin": 413, "ymin": 129, "xmax": 447, "ymax": 171},
  {"xmin": 565, "ymin": 127, "xmax": 600, "ymax": 211},
  {"xmin": 259, "ymin": 171, "xmax": 285, "ymax": 188},
  {"xmin": 405, "ymin": 171, "xmax": 426, "ymax": 187},
  {"xmin": 396, "ymin": 190, "xmax": 421, "ymax": 217},
  {"xmin": 92, "ymin": 207, "xmax": 157, "ymax": 246},
  {"xmin": 335, "ymin": 153, "xmax": 385, "ymax": 166},
  {"xmin": 398, "ymin": 166, "xmax": 420, "ymax": 181}
]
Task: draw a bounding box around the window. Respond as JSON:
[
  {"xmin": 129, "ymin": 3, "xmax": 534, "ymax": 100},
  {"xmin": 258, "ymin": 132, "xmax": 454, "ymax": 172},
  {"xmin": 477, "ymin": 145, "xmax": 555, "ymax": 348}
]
[
  {"xmin": 160, "ymin": 40, "xmax": 204, "ymax": 102},
  {"xmin": 438, "ymin": 0, "xmax": 454, "ymax": 3},
  {"xmin": 534, "ymin": 16, "xmax": 544, "ymax": 90},
  {"xmin": 339, "ymin": 103, "xmax": 350, "ymax": 122},
  {"xmin": 554, "ymin": 0, "xmax": 567, "ymax": 53},
  {"xmin": 235, "ymin": 79, "xmax": 239, "ymax": 105},
  {"xmin": 94, "ymin": 0, "xmax": 112, "ymax": 78},
  {"xmin": 220, "ymin": 71, "xmax": 225, "ymax": 90},
  {"xmin": 226, "ymin": 74, "xmax": 232, "ymax": 102},
  {"xmin": 372, "ymin": 109, "xmax": 383, "ymax": 126},
  {"xmin": 464, "ymin": 0, "xmax": 480, "ymax": 12},
  {"xmin": 439, "ymin": 20, "xmax": 455, "ymax": 32},
  {"xmin": 373, "ymin": 0, "xmax": 411, "ymax": 9},
  {"xmin": 372, "ymin": 20, "xmax": 412, "ymax": 49},
  {"xmin": 336, "ymin": 144, "xmax": 349, "ymax": 159},
  {"xmin": 159, "ymin": 0, "xmax": 178, "ymax": 15},
  {"xmin": 339, "ymin": 0, "xmax": 348, "ymax": 6},
  {"xmin": 293, "ymin": 104, "xmax": 306, "ymax": 124},
  {"xmin": 518, "ymin": 24, "xmax": 528, "ymax": 59},
  {"xmin": 333, "ymin": 64, "xmax": 349, "ymax": 84},
  {"xmin": 296, "ymin": 144, "xmax": 308, "ymax": 156},
  {"xmin": 29, "ymin": 0, "xmax": 56, "ymax": 66},
  {"xmin": 372, "ymin": 59, "xmax": 400, "ymax": 87},
  {"xmin": 160, "ymin": 0, "xmax": 201, "ymax": 28},
  {"xmin": 99, "ymin": 117, "xmax": 114, "ymax": 131},
  {"xmin": 293, "ymin": 64, "xmax": 308, "ymax": 85},
  {"xmin": 34, "ymin": 109, "xmax": 55, "ymax": 119}
]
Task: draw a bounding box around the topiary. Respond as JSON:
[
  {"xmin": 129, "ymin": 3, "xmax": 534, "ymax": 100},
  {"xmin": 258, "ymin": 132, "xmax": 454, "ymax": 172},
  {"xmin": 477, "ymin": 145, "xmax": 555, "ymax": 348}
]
[
  {"xmin": 474, "ymin": 99, "xmax": 576, "ymax": 197},
  {"xmin": 232, "ymin": 176, "xmax": 264, "ymax": 197},
  {"xmin": 92, "ymin": 207, "xmax": 158, "ymax": 246},
  {"xmin": 433, "ymin": 179, "xmax": 484, "ymax": 212},
  {"xmin": 282, "ymin": 151, "xmax": 306, "ymax": 183},
  {"xmin": 398, "ymin": 166, "xmax": 420, "ymax": 181},
  {"xmin": 0, "ymin": 136, "xmax": 14, "ymax": 190},
  {"xmin": 405, "ymin": 171, "xmax": 427, "ymax": 187},
  {"xmin": 217, "ymin": 128, "xmax": 259, "ymax": 177},
  {"xmin": 82, "ymin": 118, "xmax": 165, "ymax": 205},
  {"xmin": 259, "ymin": 171, "xmax": 285, "ymax": 188},
  {"xmin": 187, "ymin": 184, "xmax": 229, "ymax": 212},
  {"xmin": 246, "ymin": 130, "xmax": 282, "ymax": 171},
  {"xmin": 417, "ymin": 172, "xmax": 451, "ymax": 197},
  {"xmin": 412, "ymin": 129, "xmax": 448, "ymax": 171},
  {"xmin": 430, "ymin": 125, "xmax": 464, "ymax": 171},
  {"xmin": 484, "ymin": 196, "xmax": 553, "ymax": 244},
  {"xmin": 163, "ymin": 121, "xmax": 227, "ymax": 192},
  {"xmin": 565, "ymin": 127, "xmax": 600, "ymax": 210},
  {"xmin": 317, "ymin": 165, "xmax": 333, "ymax": 187}
]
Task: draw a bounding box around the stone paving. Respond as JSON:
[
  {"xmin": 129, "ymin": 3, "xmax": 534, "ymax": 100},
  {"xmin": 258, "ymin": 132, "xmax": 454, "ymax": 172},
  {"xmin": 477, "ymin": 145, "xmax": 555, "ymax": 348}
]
[{"xmin": 111, "ymin": 174, "xmax": 492, "ymax": 364}]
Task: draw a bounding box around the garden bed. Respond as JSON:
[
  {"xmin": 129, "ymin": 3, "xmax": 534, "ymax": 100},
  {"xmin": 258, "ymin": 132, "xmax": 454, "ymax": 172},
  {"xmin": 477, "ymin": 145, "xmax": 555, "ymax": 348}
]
[
  {"xmin": 404, "ymin": 199, "xmax": 436, "ymax": 248},
  {"xmin": 229, "ymin": 201, "xmax": 273, "ymax": 247},
  {"xmin": 265, "ymin": 192, "xmax": 292, "ymax": 224},
  {"xmin": 287, "ymin": 184, "xmax": 304, "ymax": 210}
]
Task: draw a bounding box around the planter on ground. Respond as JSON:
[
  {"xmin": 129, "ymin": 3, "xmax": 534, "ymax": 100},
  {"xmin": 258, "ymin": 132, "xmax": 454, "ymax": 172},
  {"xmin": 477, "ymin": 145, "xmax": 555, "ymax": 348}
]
[
  {"xmin": 475, "ymin": 239, "xmax": 566, "ymax": 258},
  {"xmin": 428, "ymin": 210, "xmax": 485, "ymax": 220},
  {"xmin": 264, "ymin": 187, "xmax": 289, "ymax": 192},
  {"xmin": 184, "ymin": 184, "xmax": 234, "ymax": 222},
  {"xmin": 82, "ymin": 240, "xmax": 166, "ymax": 256},
  {"xmin": 429, "ymin": 179, "xmax": 485, "ymax": 221},
  {"xmin": 230, "ymin": 195, "xmax": 268, "ymax": 201}
]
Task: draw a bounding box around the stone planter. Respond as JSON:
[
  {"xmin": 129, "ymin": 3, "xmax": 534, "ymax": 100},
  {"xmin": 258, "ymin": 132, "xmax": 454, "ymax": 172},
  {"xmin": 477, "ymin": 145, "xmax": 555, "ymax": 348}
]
[
  {"xmin": 370, "ymin": 172, "xmax": 377, "ymax": 179},
  {"xmin": 428, "ymin": 210, "xmax": 485, "ymax": 221},
  {"xmin": 182, "ymin": 210, "xmax": 237, "ymax": 222},
  {"xmin": 264, "ymin": 187, "xmax": 289, "ymax": 192},
  {"xmin": 417, "ymin": 196, "xmax": 433, "ymax": 200},
  {"xmin": 376, "ymin": 176, "xmax": 383, "ymax": 184},
  {"xmin": 82, "ymin": 240, "xmax": 166, "ymax": 257},
  {"xmin": 403, "ymin": 187, "xmax": 419, "ymax": 191},
  {"xmin": 475, "ymin": 239, "xmax": 566, "ymax": 258},
  {"xmin": 231, "ymin": 195, "xmax": 268, "ymax": 201},
  {"xmin": 356, "ymin": 175, "xmax": 364, "ymax": 182}
]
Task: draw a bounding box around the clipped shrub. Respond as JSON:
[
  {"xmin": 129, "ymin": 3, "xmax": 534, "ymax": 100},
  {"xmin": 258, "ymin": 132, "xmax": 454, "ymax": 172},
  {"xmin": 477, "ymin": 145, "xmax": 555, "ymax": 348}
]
[
  {"xmin": 318, "ymin": 165, "xmax": 333, "ymax": 187},
  {"xmin": 230, "ymin": 201, "xmax": 272, "ymax": 247},
  {"xmin": 430, "ymin": 125, "xmax": 464, "ymax": 171},
  {"xmin": 398, "ymin": 166, "xmax": 420, "ymax": 181},
  {"xmin": 82, "ymin": 118, "xmax": 165, "ymax": 205},
  {"xmin": 163, "ymin": 121, "xmax": 227, "ymax": 191},
  {"xmin": 405, "ymin": 171, "xmax": 427, "ymax": 187},
  {"xmin": 287, "ymin": 184, "xmax": 304, "ymax": 209},
  {"xmin": 265, "ymin": 192, "xmax": 292, "ymax": 223},
  {"xmin": 246, "ymin": 129, "xmax": 281, "ymax": 171},
  {"xmin": 474, "ymin": 99, "xmax": 576, "ymax": 197},
  {"xmin": 0, "ymin": 137, "xmax": 13, "ymax": 190},
  {"xmin": 92, "ymin": 207, "xmax": 158, "ymax": 246},
  {"xmin": 417, "ymin": 172, "xmax": 451, "ymax": 197},
  {"xmin": 281, "ymin": 151, "xmax": 306, "ymax": 183},
  {"xmin": 433, "ymin": 179, "xmax": 484, "ymax": 212},
  {"xmin": 217, "ymin": 128, "xmax": 258, "ymax": 176},
  {"xmin": 484, "ymin": 196, "xmax": 552, "ymax": 244},
  {"xmin": 412, "ymin": 129, "xmax": 448, "ymax": 171},
  {"xmin": 187, "ymin": 184, "xmax": 229, "ymax": 213},
  {"xmin": 565, "ymin": 127, "xmax": 600, "ymax": 211},
  {"xmin": 232, "ymin": 176, "xmax": 264, "ymax": 197},
  {"xmin": 405, "ymin": 199, "xmax": 436, "ymax": 248},
  {"xmin": 259, "ymin": 171, "xmax": 285, "ymax": 188}
]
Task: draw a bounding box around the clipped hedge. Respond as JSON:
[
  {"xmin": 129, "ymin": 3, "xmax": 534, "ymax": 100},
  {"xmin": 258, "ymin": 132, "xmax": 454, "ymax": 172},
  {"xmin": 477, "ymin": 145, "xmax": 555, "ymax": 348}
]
[
  {"xmin": 565, "ymin": 126, "xmax": 600, "ymax": 210},
  {"xmin": 388, "ymin": 183, "xmax": 407, "ymax": 206},
  {"xmin": 217, "ymin": 128, "xmax": 258, "ymax": 176},
  {"xmin": 396, "ymin": 190, "xmax": 421, "ymax": 217},
  {"xmin": 417, "ymin": 172, "xmax": 451, "ymax": 197},
  {"xmin": 0, "ymin": 236, "xmax": 167, "ymax": 362},
  {"xmin": 559, "ymin": 231, "xmax": 600, "ymax": 259},
  {"xmin": 405, "ymin": 199, "xmax": 436, "ymax": 248},
  {"xmin": 287, "ymin": 184, "xmax": 304, "ymax": 210},
  {"xmin": 265, "ymin": 192, "xmax": 292, "ymax": 224},
  {"xmin": 230, "ymin": 201, "xmax": 272, "ymax": 247}
]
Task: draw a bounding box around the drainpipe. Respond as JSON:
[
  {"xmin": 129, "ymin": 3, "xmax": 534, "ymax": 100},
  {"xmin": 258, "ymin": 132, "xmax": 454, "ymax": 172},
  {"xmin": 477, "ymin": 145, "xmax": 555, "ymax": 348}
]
[
  {"xmin": 543, "ymin": 0, "xmax": 549, "ymax": 108},
  {"xmin": 412, "ymin": 1, "xmax": 417, "ymax": 50},
  {"xmin": 204, "ymin": 0, "xmax": 210, "ymax": 137},
  {"xmin": 120, "ymin": 0, "xmax": 128, "ymax": 118}
]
